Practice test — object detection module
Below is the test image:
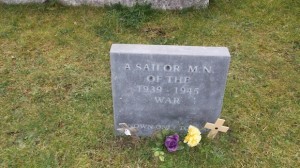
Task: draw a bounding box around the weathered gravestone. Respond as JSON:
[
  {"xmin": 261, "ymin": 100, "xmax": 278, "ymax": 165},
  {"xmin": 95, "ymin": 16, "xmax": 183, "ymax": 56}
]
[{"xmin": 110, "ymin": 44, "xmax": 230, "ymax": 136}]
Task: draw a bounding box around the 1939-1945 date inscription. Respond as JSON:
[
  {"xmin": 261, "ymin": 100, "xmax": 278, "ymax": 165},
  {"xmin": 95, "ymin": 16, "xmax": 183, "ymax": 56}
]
[{"xmin": 124, "ymin": 63, "xmax": 214, "ymax": 105}]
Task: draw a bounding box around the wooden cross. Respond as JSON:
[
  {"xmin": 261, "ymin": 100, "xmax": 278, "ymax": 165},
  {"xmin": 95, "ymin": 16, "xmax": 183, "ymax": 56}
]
[
  {"xmin": 117, "ymin": 123, "xmax": 138, "ymax": 137},
  {"xmin": 204, "ymin": 118, "xmax": 229, "ymax": 139}
]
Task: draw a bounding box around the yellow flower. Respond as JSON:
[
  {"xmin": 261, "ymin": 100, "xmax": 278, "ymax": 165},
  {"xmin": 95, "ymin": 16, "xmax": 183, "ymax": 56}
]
[{"xmin": 184, "ymin": 125, "xmax": 201, "ymax": 147}]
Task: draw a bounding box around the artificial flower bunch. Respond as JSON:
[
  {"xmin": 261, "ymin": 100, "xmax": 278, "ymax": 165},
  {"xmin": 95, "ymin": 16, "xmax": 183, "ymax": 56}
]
[{"xmin": 164, "ymin": 125, "xmax": 201, "ymax": 152}]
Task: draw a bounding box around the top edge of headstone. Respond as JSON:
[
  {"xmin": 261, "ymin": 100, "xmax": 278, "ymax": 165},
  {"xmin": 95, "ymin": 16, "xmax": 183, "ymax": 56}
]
[{"xmin": 110, "ymin": 44, "xmax": 230, "ymax": 57}]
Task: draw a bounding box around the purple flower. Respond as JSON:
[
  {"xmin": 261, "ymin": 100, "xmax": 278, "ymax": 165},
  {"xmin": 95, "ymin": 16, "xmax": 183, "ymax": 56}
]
[{"xmin": 164, "ymin": 134, "xmax": 179, "ymax": 152}]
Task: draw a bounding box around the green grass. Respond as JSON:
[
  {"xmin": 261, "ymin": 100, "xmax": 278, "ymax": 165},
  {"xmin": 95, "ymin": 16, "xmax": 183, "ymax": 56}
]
[{"xmin": 0, "ymin": 0, "xmax": 299, "ymax": 167}]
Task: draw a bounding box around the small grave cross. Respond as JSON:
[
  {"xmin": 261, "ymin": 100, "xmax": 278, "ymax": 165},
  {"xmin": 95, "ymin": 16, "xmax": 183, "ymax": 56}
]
[
  {"xmin": 117, "ymin": 123, "xmax": 138, "ymax": 137},
  {"xmin": 204, "ymin": 118, "xmax": 229, "ymax": 139}
]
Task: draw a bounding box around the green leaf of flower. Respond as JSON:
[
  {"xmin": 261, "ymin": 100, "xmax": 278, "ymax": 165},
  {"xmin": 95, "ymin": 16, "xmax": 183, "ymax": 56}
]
[
  {"xmin": 154, "ymin": 151, "xmax": 160, "ymax": 157},
  {"xmin": 152, "ymin": 147, "xmax": 160, "ymax": 151},
  {"xmin": 177, "ymin": 146, "xmax": 185, "ymax": 151},
  {"xmin": 159, "ymin": 156, "xmax": 164, "ymax": 162},
  {"xmin": 161, "ymin": 130, "xmax": 169, "ymax": 136},
  {"xmin": 156, "ymin": 133, "xmax": 163, "ymax": 140}
]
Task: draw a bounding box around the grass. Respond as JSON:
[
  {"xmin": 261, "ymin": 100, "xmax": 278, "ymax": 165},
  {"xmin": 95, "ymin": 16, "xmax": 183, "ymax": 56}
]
[{"xmin": 0, "ymin": 0, "xmax": 299, "ymax": 167}]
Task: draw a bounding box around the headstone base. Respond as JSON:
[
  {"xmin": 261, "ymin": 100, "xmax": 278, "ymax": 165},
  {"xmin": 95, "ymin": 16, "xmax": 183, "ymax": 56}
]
[
  {"xmin": 0, "ymin": 0, "xmax": 46, "ymax": 4},
  {"xmin": 0, "ymin": 0, "xmax": 209, "ymax": 10},
  {"xmin": 59, "ymin": 0, "xmax": 209, "ymax": 9}
]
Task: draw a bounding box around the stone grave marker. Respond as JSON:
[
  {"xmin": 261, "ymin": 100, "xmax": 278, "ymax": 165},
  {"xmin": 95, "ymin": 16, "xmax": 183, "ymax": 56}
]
[{"xmin": 110, "ymin": 44, "xmax": 230, "ymax": 136}]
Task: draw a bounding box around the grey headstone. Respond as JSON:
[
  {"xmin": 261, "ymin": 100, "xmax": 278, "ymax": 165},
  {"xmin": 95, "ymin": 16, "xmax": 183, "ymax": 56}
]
[{"xmin": 110, "ymin": 44, "xmax": 230, "ymax": 136}]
